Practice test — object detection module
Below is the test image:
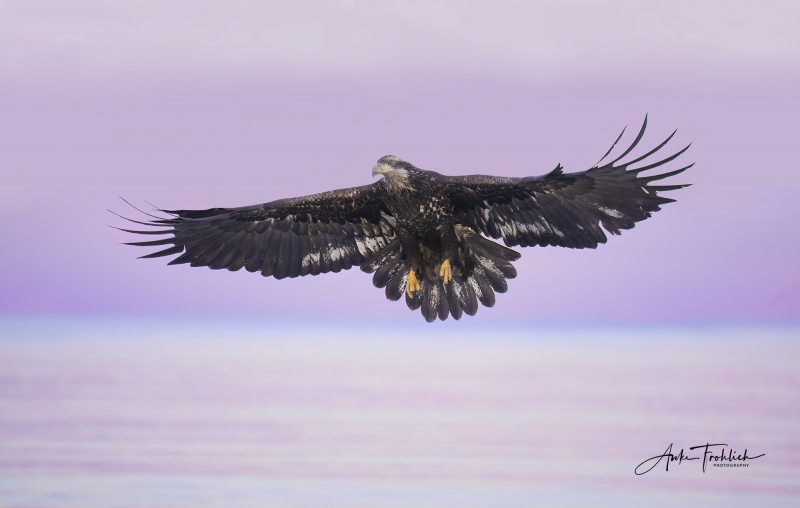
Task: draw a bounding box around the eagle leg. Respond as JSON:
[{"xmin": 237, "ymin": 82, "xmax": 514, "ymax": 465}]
[
  {"xmin": 406, "ymin": 269, "xmax": 421, "ymax": 298},
  {"xmin": 438, "ymin": 220, "xmax": 459, "ymax": 285},
  {"xmin": 397, "ymin": 229, "xmax": 424, "ymax": 299},
  {"xmin": 439, "ymin": 259, "xmax": 452, "ymax": 285}
]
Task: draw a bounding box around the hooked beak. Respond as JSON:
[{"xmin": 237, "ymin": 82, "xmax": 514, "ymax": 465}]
[{"xmin": 372, "ymin": 163, "xmax": 391, "ymax": 177}]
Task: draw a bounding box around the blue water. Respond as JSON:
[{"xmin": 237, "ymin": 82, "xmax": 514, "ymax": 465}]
[{"xmin": 1, "ymin": 318, "xmax": 798, "ymax": 507}]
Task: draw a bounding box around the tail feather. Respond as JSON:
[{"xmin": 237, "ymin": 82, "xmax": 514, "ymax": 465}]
[
  {"xmin": 431, "ymin": 283, "xmax": 449, "ymax": 321},
  {"xmin": 372, "ymin": 251, "xmax": 402, "ymax": 288},
  {"xmin": 477, "ymin": 256, "xmax": 510, "ymax": 293},
  {"xmin": 421, "ymin": 285, "xmax": 437, "ymax": 322},
  {"xmin": 417, "ymin": 280, "xmax": 434, "ymax": 322},
  {"xmin": 384, "ymin": 266, "xmax": 408, "ymax": 301},
  {"xmin": 405, "ymin": 282, "xmax": 423, "ymax": 311},
  {"xmin": 445, "ymin": 284, "xmax": 463, "ymax": 320},
  {"xmin": 470, "ymin": 268, "xmax": 496, "ymax": 308},
  {"xmin": 361, "ymin": 240, "xmax": 401, "ymax": 274},
  {"xmin": 363, "ymin": 230, "xmax": 520, "ymax": 321},
  {"xmin": 469, "ymin": 233, "xmax": 521, "ymax": 262},
  {"xmin": 444, "ymin": 267, "xmax": 465, "ymax": 320},
  {"xmin": 456, "ymin": 277, "xmax": 479, "ymax": 316}
]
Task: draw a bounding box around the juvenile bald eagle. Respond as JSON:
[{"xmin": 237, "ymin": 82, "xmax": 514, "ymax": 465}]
[{"xmin": 118, "ymin": 117, "xmax": 691, "ymax": 322}]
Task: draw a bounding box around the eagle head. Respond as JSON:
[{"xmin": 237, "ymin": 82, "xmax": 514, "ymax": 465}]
[{"xmin": 372, "ymin": 155, "xmax": 415, "ymax": 189}]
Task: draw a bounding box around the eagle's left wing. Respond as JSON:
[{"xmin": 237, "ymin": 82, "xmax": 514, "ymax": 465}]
[
  {"xmin": 116, "ymin": 182, "xmax": 396, "ymax": 279},
  {"xmin": 444, "ymin": 117, "xmax": 692, "ymax": 248}
]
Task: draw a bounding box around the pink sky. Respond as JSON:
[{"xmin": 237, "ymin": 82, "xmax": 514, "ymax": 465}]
[{"xmin": 1, "ymin": 0, "xmax": 798, "ymax": 322}]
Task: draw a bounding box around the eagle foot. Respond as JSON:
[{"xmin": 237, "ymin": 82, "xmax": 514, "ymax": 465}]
[
  {"xmin": 439, "ymin": 259, "xmax": 452, "ymax": 285},
  {"xmin": 406, "ymin": 269, "xmax": 421, "ymax": 298}
]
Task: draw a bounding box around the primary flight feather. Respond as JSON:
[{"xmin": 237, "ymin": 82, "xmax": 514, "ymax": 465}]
[{"xmin": 118, "ymin": 116, "xmax": 691, "ymax": 322}]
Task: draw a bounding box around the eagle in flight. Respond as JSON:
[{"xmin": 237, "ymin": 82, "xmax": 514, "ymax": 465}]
[{"xmin": 119, "ymin": 117, "xmax": 691, "ymax": 322}]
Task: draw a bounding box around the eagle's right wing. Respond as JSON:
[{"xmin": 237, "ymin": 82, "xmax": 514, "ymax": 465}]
[
  {"xmin": 116, "ymin": 182, "xmax": 396, "ymax": 279},
  {"xmin": 445, "ymin": 117, "xmax": 692, "ymax": 248}
]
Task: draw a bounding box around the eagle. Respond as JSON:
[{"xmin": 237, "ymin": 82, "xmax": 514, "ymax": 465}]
[{"xmin": 118, "ymin": 117, "xmax": 691, "ymax": 322}]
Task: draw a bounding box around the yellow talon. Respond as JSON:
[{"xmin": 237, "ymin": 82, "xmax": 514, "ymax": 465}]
[
  {"xmin": 439, "ymin": 259, "xmax": 452, "ymax": 285},
  {"xmin": 406, "ymin": 269, "xmax": 421, "ymax": 298}
]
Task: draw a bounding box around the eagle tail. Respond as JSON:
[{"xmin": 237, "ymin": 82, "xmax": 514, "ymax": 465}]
[
  {"xmin": 460, "ymin": 231, "xmax": 520, "ymax": 312},
  {"xmin": 364, "ymin": 232, "xmax": 520, "ymax": 322}
]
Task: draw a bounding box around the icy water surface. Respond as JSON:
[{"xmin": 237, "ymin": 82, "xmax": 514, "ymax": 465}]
[{"xmin": 0, "ymin": 319, "xmax": 798, "ymax": 507}]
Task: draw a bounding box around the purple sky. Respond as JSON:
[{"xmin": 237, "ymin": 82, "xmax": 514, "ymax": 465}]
[{"xmin": 1, "ymin": 0, "xmax": 798, "ymax": 323}]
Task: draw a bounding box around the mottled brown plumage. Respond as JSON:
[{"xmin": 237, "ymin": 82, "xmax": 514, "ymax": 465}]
[{"xmin": 117, "ymin": 116, "xmax": 691, "ymax": 321}]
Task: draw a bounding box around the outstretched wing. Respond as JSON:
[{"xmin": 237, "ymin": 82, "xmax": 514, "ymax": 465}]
[
  {"xmin": 444, "ymin": 117, "xmax": 692, "ymax": 248},
  {"xmin": 116, "ymin": 182, "xmax": 396, "ymax": 279}
]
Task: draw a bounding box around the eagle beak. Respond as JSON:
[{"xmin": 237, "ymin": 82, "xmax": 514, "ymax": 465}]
[{"xmin": 372, "ymin": 163, "xmax": 390, "ymax": 177}]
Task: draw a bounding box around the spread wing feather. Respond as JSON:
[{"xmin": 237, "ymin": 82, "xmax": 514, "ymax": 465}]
[
  {"xmin": 120, "ymin": 182, "xmax": 397, "ymax": 279},
  {"xmin": 445, "ymin": 116, "xmax": 691, "ymax": 248}
]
